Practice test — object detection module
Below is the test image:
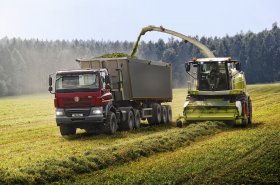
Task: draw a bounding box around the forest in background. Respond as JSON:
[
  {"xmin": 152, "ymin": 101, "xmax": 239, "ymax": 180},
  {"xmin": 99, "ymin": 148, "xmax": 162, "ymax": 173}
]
[{"xmin": 0, "ymin": 23, "xmax": 279, "ymax": 96}]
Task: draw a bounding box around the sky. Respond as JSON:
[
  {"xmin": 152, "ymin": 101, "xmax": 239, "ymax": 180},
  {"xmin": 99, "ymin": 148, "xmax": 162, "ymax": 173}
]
[{"xmin": 0, "ymin": 0, "xmax": 279, "ymax": 42}]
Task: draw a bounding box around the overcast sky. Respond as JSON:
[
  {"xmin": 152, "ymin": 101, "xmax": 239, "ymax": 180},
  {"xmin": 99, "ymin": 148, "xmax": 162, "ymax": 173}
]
[{"xmin": 0, "ymin": 0, "xmax": 279, "ymax": 41}]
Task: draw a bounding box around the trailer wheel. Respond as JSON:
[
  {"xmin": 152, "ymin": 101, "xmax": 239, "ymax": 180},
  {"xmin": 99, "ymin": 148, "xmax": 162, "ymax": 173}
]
[
  {"xmin": 148, "ymin": 103, "xmax": 161, "ymax": 125},
  {"xmin": 120, "ymin": 110, "xmax": 134, "ymax": 131},
  {"xmin": 161, "ymin": 106, "xmax": 168, "ymax": 124},
  {"xmin": 60, "ymin": 125, "xmax": 76, "ymax": 136},
  {"xmin": 104, "ymin": 111, "xmax": 118, "ymax": 134},
  {"xmin": 166, "ymin": 105, "xmax": 172, "ymax": 123},
  {"xmin": 134, "ymin": 110, "xmax": 141, "ymax": 129}
]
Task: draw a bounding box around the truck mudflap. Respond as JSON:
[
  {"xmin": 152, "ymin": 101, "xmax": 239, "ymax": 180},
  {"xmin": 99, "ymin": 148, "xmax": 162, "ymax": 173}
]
[{"xmin": 183, "ymin": 101, "xmax": 240, "ymax": 121}]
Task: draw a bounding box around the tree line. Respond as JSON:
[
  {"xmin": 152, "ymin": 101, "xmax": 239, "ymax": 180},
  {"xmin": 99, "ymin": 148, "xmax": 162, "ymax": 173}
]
[{"xmin": 0, "ymin": 23, "xmax": 279, "ymax": 96}]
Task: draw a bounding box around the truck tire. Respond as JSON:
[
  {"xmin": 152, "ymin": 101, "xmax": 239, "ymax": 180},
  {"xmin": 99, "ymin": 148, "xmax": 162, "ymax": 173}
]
[
  {"xmin": 120, "ymin": 110, "xmax": 134, "ymax": 131},
  {"xmin": 104, "ymin": 111, "xmax": 118, "ymax": 134},
  {"xmin": 161, "ymin": 106, "xmax": 168, "ymax": 124},
  {"xmin": 148, "ymin": 103, "xmax": 161, "ymax": 125},
  {"xmin": 134, "ymin": 110, "xmax": 141, "ymax": 129},
  {"xmin": 60, "ymin": 125, "xmax": 76, "ymax": 136},
  {"xmin": 166, "ymin": 105, "xmax": 172, "ymax": 123}
]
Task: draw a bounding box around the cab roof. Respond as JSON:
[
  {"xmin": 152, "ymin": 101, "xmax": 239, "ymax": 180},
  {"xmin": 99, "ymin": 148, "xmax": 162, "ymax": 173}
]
[
  {"xmin": 56, "ymin": 69, "xmax": 97, "ymax": 75},
  {"xmin": 191, "ymin": 57, "xmax": 239, "ymax": 63}
]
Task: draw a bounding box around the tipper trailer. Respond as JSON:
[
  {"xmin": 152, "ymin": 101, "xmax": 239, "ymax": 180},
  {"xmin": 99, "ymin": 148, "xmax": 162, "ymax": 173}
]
[{"xmin": 49, "ymin": 57, "xmax": 172, "ymax": 136}]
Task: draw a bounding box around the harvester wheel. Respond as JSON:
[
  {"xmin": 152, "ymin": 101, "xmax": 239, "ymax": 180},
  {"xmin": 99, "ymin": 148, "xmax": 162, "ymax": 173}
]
[
  {"xmin": 104, "ymin": 111, "xmax": 118, "ymax": 134},
  {"xmin": 120, "ymin": 110, "xmax": 134, "ymax": 131},
  {"xmin": 161, "ymin": 106, "xmax": 168, "ymax": 124},
  {"xmin": 176, "ymin": 120, "xmax": 183, "ymax": 128},
  {"xmin": 134, "ymin": 110, "xmax": 141, "ymax": 129},
  {"xmin": 60, "ymin": 125, "xmax": 76, "ymax": 136},
  {"xmin": 166, "ymin": 105, "xmax": 172, "ymax": 123},
  {"xmin": 248, "ymin": 98, "xmax": 252, "ymax": 125},
  {"xmin": 148, "ymin": 103, "xmax": 161, "ymax": 125}
]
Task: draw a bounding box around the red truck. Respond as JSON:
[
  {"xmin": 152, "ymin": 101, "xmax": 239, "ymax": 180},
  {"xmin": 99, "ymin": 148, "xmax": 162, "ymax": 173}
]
[{"xmin": 48, "ymin": 57, "xmax": 172, "ymax": 136}]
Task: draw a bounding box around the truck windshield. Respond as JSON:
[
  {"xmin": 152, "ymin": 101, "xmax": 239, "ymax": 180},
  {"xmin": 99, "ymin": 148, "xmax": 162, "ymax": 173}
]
[{"xmin": 55, "ymin": 73, "xmax": 99, "ymax": 92}]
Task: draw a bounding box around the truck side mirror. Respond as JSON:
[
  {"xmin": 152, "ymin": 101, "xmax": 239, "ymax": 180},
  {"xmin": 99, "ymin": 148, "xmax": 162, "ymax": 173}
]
[
  {"xmin": 236, "ymin": 62, "xmax": 241, "ymax": 71},
  {"xmin": 105, "ymin": 75, "xmax": 111, "ymax": 84},
  {"xmin": 185, "ymin": 62, "xmax": 191, "ymax": 72},
  {"xmin": 49, "ymin": 76, "xmax": 52, "ymax": 86},
  {"xmin": 48, "ymin": 86, "xmax": 53, "ymax": 92}
]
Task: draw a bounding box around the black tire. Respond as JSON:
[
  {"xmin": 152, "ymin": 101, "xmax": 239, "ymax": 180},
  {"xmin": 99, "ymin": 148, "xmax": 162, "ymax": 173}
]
[
  {"xmin": 134, "ymin": 110, "xmax": 141, "ymax": 129},
  {"xmin": 120, "ymin": 110, "xmax": 134, "ymax": 131},
  {"xmin": 161, "ymin": 106, "xmax": 168, "ymax": 124},
  {"xmin": 60, "ymin": 125, "xmax": 76, "ymax": 136},
  {"xmin": 147, "ymin": 103, "xmax": 161, "ymax": 125},
  {"xmin": 248, "ymin": 98, "xmax": 252, "ymax": 125},
  {"xmin": 104, "ymin": 111, "xmax": 118, "ymax": 134},
  {"xmin": 241, "ymin": 99, "xmax": 249, "ymax": 127},
  {"xmin": 166, "ymin": 105, "xmax": 172, "ymax": 123},
  {"xmin": 176, "ymin": 120, "xmax": 183, "ymax": 128}
]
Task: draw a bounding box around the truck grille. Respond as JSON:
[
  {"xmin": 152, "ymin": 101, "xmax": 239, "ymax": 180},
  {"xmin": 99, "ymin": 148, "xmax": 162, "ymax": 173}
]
[
  {"xmin": 65, "ymin": 108, "xmax": 91, "ymax": 117},
  {"xmin": 61, "ymin": 98, "xmax": 91, "ymax": 107}
]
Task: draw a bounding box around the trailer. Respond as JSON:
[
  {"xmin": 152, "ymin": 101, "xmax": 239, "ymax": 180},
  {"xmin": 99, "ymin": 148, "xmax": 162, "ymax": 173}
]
[{"xmin": 48, "ymin": 57, "xmax": 172, "ymax": 136}]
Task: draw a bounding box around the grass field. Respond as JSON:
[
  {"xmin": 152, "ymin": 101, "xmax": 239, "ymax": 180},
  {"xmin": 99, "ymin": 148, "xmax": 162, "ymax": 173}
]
[{"xmin": 0, "ymin": 83, "xmax": 279, "ymax": 184}]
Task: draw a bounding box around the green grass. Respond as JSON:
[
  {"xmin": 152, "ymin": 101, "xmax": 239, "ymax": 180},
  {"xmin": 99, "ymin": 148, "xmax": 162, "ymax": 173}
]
[{"xmin": 0, "ymin": 84, "xmax": 279, "ymax": 184}]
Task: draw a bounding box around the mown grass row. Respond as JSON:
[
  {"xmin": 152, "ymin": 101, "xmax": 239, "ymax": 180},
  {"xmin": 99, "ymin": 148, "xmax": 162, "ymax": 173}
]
[{"xmin": 0, "ymin": 121, "xmax": 226, "ymax": 184}]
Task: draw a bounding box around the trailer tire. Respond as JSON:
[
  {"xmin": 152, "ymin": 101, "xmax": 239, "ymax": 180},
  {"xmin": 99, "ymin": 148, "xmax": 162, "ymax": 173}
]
[
  {"xmin": 134, "ymin": 110, "xmax": 141, "ymax": 129},
  {"xmin": 166, "ymin": 105, "xmax": 172, "ymax": 123},
  {"xmin": 148, "ymin": 103, "xmax": 161, "ymax": 125},
  {"xmin": 161, "ymin": 106, "xmax": 168, "ymax": 124},
  {"xmin": 120, "ymin": 110, "xmax": 134, "ymax": 131},
  {"xmin": 104, "ymin": 111, "xmax": 118, "ymax": 134},
  {"xmin": 60, "ymin": 125, "xmax": 76, "ymax": 136}
]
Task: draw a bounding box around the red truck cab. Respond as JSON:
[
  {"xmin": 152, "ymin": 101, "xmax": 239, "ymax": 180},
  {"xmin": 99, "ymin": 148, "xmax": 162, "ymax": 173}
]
[{"xmin": 49, "ymin": 69, "xmax": 114, "ymax": 135}]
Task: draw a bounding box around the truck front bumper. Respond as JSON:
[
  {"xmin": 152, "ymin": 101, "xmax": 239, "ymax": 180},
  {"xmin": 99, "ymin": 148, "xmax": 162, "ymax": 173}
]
[{"xmin": 55, "ymin": 108, "xmax": 105, "ymax": 127}]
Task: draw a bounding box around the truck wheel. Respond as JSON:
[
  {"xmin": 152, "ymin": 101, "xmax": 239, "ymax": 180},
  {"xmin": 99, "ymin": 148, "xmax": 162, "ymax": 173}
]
[
  {"xmin": 60, "ymin": 125, "xmax": 76, "ymax": 136},
  {"xmin": 161, "ymin": 106, "xmax": 168, "ymax": 124},
  {"xmin": 120, "ymin": 110, "xmax": 134, "ymax": 131},
  {"xmin": 134, "ymin": 110, "xmax": 141, "ymax": 129},
  {"xmin": 104, "ymin": 111, "xmax": 117, "ymax": 134},
  {"xmin": 148, "ymin": 103, "xmax": 161, "ymax": 125},
  {"xmin": 166, "ymin": 105, "xmax": 172, "ymax": 123}
]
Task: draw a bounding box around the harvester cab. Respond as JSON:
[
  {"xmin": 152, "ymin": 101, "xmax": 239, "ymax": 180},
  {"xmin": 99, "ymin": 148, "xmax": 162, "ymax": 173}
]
[{"xmin": 180, "ymin": 57, "xmax": 252, "ymax": 126}]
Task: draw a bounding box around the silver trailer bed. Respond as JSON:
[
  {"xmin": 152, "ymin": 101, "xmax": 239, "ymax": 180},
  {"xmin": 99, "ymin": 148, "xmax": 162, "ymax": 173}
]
[{"xmin": 76, "ymin": 57, "xmax": 172, "ymax": 102}]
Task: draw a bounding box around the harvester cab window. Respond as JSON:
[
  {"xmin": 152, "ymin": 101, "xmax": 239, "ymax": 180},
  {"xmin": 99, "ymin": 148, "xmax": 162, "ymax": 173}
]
[{"xmin": 198, "ymin": 62, "xmax": 229, "ymax": 91}]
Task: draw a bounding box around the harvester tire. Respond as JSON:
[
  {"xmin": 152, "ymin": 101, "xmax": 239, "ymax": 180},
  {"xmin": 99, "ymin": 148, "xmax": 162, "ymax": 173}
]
[
  {"xmin": 161, "ymin": 106, "xmax": 168, "ymax": 124},
  {"xmin": 60, "ymin": 125, "xmax": 76, "ymax": 136},
  {"xmin": 134, "ymin": 110, "xmax": 141, "ymax": 129},
  {"xmin": 148, "ymin": 103, "xmax": 161, "ymax": 125},
  {"xmin": 176, "ymin": 120, "xmax": 183, "ymax": 128},
  {"xmin": 104, "ymin": 111, "xmax": 118, "ymax": 134},
  {"xmin": 248, "ymin": 98, "xmax": 252, "ymax": 125},
  {"xmin": 120, "ymin": 110, "xmax": 134, "ymax": 131},
  {"xmin": 166, "ymin": 105, "xmax": 172, "ymax": 123}
]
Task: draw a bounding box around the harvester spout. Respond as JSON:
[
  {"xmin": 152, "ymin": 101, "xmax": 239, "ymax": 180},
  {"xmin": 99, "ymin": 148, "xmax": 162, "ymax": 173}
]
[{"xmin": 131, "ymin": 25, "xmax": 215, "ymax": 58}]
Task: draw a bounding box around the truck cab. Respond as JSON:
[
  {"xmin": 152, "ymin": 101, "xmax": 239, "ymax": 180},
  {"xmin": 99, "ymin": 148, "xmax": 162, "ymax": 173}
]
[{"xmin": 49, "ymin": 69, "xmax": 115, "ymax": 136}]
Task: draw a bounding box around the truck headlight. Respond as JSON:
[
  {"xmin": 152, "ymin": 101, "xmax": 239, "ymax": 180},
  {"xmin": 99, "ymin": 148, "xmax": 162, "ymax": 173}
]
[
  {"xmin": 91, "ymin": 107, "xmax": 103, "ymax": 115},
  {"xmin": 56, "ymin": 109, "xmax": 65, "ymax": 116}
]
